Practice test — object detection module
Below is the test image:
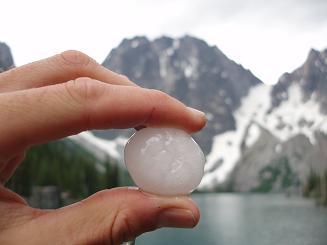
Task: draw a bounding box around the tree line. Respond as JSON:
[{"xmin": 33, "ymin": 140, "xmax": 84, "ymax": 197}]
[{"xmin": 6, "ymin": 139, "xmax": 134, "ymax": 202}]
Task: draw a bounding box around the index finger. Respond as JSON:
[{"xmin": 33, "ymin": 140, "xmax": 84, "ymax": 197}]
[{"xmin": 0, "ymin": 78, "xmax": 206, "ymax": 157}]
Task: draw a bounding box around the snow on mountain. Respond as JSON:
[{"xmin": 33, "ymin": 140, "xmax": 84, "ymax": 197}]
[
  {"xmin": 99, "ymin": 37, "xmax": 326, "ymax": 192},
  {"xmin": 69, "ymin": 131, "xmax": 127, "ymax": 164},
  {"xmin": 200, "ymin": 81, "xmax": 327, "ymax": 190},
  {"xmin": 99, "ymin": 35, "xmax": 261, "ymax": 155},
  {"xmin": 245, "ymin": 124, "xmax": 261, "ymax": 148},
  {"xmin": 200, "ymin": 84, "xmax": 271, "ymax": 189},
  {"xmin": 265, "ymin": 84, "xmax": 327, "ymax": 143}
]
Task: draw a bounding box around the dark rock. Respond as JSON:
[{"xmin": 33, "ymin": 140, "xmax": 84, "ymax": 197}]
[
  {"xmin": 0, "ymin": 42, "xmax": 14, "ymax": 72},
  {"xmin": 96, "ymin": 35, "xmax": 262, "ymax": 154},
  {"xmin": 271, "ymin": 48, "xmax": 327, "ymax": 113}
]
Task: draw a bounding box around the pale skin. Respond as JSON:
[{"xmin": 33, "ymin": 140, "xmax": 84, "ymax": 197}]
[{"xmin": 0, "ymin": 50, "xmax": 206, "ymax": 244}]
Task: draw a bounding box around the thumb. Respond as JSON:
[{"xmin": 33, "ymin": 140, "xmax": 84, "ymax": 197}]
[{"xmin": 29, "ymin": 188, "xmax": 200, "ymax": 245}]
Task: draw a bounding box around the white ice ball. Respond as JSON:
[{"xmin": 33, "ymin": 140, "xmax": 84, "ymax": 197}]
[{"xmin": 124, "ymin": 128, "xmax": 205, "ymax": 196}]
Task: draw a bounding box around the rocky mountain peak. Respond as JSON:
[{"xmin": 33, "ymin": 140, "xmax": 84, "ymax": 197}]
[
  {"xmin": 0, "ymin": 42, "xmax": 14, "ymax": 72},
  {"xmin": 271, "ymin": 48, "xmax": 327, "ymax": 112},
  {"xmin": 98, "ymin": 35, "xmax": 262, "ymax": 154}
]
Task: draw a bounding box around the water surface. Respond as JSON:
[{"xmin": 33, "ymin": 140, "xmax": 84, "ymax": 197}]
[{"xmin": 138, "ymin": 194, "xmax": 327, "ymax": 245}]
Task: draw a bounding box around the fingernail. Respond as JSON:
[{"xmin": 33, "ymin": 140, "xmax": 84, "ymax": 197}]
[
  {"xmin": 187, "ymin": 107, "xmax": 206, "ymax": 119},
  {"xmin": 157, "ymin": 208, "xmax": 196, "ymax": 228}
]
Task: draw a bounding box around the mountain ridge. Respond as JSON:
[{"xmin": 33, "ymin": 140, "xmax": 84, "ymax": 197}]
[
  {"xmin": 205, "ymin": 48, "xmax": 327, "ymax": 192},
  {"xmin": 97, "ymin": 35, "xmax": 262, "ymax": 154},
  {"xmin": 98, "ymin": 35, "xmax": 327, "ymax": 193},
  {"xmin": 1, "ymin": 37, "xmax": 326, "ymax": 194},
  {"xmin": 271, "ymin": 48, "xmax": 327, "ymax": 113}
]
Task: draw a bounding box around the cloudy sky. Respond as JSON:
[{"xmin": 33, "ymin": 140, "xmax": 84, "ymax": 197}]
[{"xmin": 1, "ymin": 0, "xmax": 326, "ymax": 84}]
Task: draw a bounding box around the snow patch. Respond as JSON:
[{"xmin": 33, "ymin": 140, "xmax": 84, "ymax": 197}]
[
  {"xmin": 202, "ymin": 131, "xmax": 242, "ymax": 182},
  {"xmin": 200, "ymin": 82, "xmax": 327, "ymax": 190},
  {"xmin": 183, "ymin": 56, "xmax": 199, "ymax": 79},
  {"xmin": 232, "ymin": 83, "xmax": 326, "ymax": 144},
  {"xmin": 166, "ymin": 39, "xmax": 180, "ymax": 56},
  {"xmin": 245, "ymin": 124, "xmax": 261, "ymax": 148},
  {"xmin": 200, "ymin": 84, "xmax": 272, "ymax": 189},
  {"xmin": 69, "ymin": 131, "xmax": 126, "ymax": 162},
  {"xmin": 173, "ymin": 39, "xmax": 180, "ymax": 49},
  {"xmin": 184, "ymin": 65, "xmax": 193, "ymax": 78},
  {"xmin": 261, "ymin": 84, "xmax": 326, "ymax": 144},
  {"xmin": 166, "ymin": 47, "xmax": 174, "ymax": 56},
  {"xmin": 159, "ymin": 55, "xmax": 168, "ymax": 78},
  {"xmin": 131, "ymin": 40, "xmax": 139, "ymax": 48}
]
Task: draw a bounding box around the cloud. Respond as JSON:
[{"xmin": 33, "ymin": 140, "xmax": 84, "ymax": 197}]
[
  {"xmin": 0, "ymin": 0, "xmax": 325, "ymax": 84},
  {"xmin": 172, "ymin": 0, "xmax": 327, "ymax": 30}
]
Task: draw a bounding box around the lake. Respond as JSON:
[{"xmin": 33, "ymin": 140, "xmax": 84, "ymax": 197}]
[{"xmin": 138, "ymin": 194, "xmax": 327, "ymax": 245}]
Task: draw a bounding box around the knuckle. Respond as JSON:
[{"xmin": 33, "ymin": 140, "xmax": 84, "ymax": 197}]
[
  {"xmin": 64, "ymin": 77, "xmax": 90, "ymax": 103},
  {"xmin": 60, "ymin": 50, "xmax": 93, "ymax": 66},
  {"xmin": 64, "ymin": 77, "xmax": 105, "ymax": 104},
  {"xmin": 62, "ymin": 78, "xmax": 107, "ymax": 129},
  {"xmin": 50, "ymin": 50, "xmax": 96, "ymax": 76},
  {"xmin": 119, "ymin": 74, "xmax": 132, "ymax": 84},
  {"xmin": 148, "ymin": 89, "xmax": 170, "ymax": 103}
]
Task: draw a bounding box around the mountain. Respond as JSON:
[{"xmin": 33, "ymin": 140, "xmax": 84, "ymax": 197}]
[
  {"xmin": 200, "ymin": 48, "xmax": 327, "ymax": 192},
  {"xmin": 96, "ymin": 35, "xmax": 262, "ymax": 154},
  {"xmin": 0, "ymin": 42, "xmax": 14, "ymax": 71},
  {"xmin": 271, "ymin": 49, "xmax": 327, "ymax": 113},
  {"xmin": 2, "ymin": 37, "xmax": 325, "ymax": 195},
  {"xmin": 97, "ymin": 36, "xmax": 326, "ymax": 193},
  {"xmin": 69, "ymin": 132, "xmax": 125, "ymax": 163}
]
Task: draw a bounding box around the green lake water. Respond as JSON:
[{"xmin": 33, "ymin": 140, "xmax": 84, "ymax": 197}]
[{"xmin": 138, "ymin": 194, "xmax": 327, "ymax": 245}]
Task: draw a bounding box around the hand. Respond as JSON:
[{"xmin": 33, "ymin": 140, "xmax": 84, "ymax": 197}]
[{"xmin": 0, "ymin": 51, "xmax": 206, "ymax": 244}]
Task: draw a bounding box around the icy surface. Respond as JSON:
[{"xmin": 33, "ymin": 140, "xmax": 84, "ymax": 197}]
[{"xmin": 124, "ymin": 128, "xmax": 205, "ymax": 196}]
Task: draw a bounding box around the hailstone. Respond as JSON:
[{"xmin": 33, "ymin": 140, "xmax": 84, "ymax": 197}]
[{"xmin": 124, "ymin": 128, "xmax": 205, "ymax": 196}]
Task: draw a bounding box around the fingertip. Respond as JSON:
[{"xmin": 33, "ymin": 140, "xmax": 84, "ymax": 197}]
[
  {"xmin": 187, "ymin": 197, "xmax": 200, "ymax": 226},
  {"xmin": 186, "ymin": 107, "xmax": 207, "ymax": 133},
  {"xmin": 103, "ymin": 188, "xmax": 201, "ymax": 227},
  {"xmin": 138, "ymin": 190, "xmax": 200, "ymax": 227},
  {"xmin": 187, "ymin": 107, "xmax": 206, "ymax": 118}
]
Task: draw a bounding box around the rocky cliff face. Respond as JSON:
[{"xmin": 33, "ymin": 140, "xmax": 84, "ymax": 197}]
[
  {"xmin": 271, "ymin": 48, "xmax": 327, "ymax": 113},
  {"xmin": 0, "ymin": 42, "xmax": 14, "ymax": 71},
  {"xmin": 96, "ymin": 36, "xmax": 327, "ymax": 192},
  {"xmin": 96, "ymin": 35, "xmax": 261, "ymax": 154},
  {"xmin": 228, "ymin": 131, "xmax": 327, "ymax": 193},
  {"xmin": 201, "ymin": 48, "xmax": 327, "ymax": 192}
]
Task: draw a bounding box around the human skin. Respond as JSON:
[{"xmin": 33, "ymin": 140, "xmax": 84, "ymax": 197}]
[{"xmin": 0, "ymin": 50, "xmax": 206, "ymax": 245}]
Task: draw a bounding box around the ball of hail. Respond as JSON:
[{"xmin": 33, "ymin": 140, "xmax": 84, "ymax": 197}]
[{"xmin": 124, "ymin": 128, "xmax": 205, "ymax": 196}]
